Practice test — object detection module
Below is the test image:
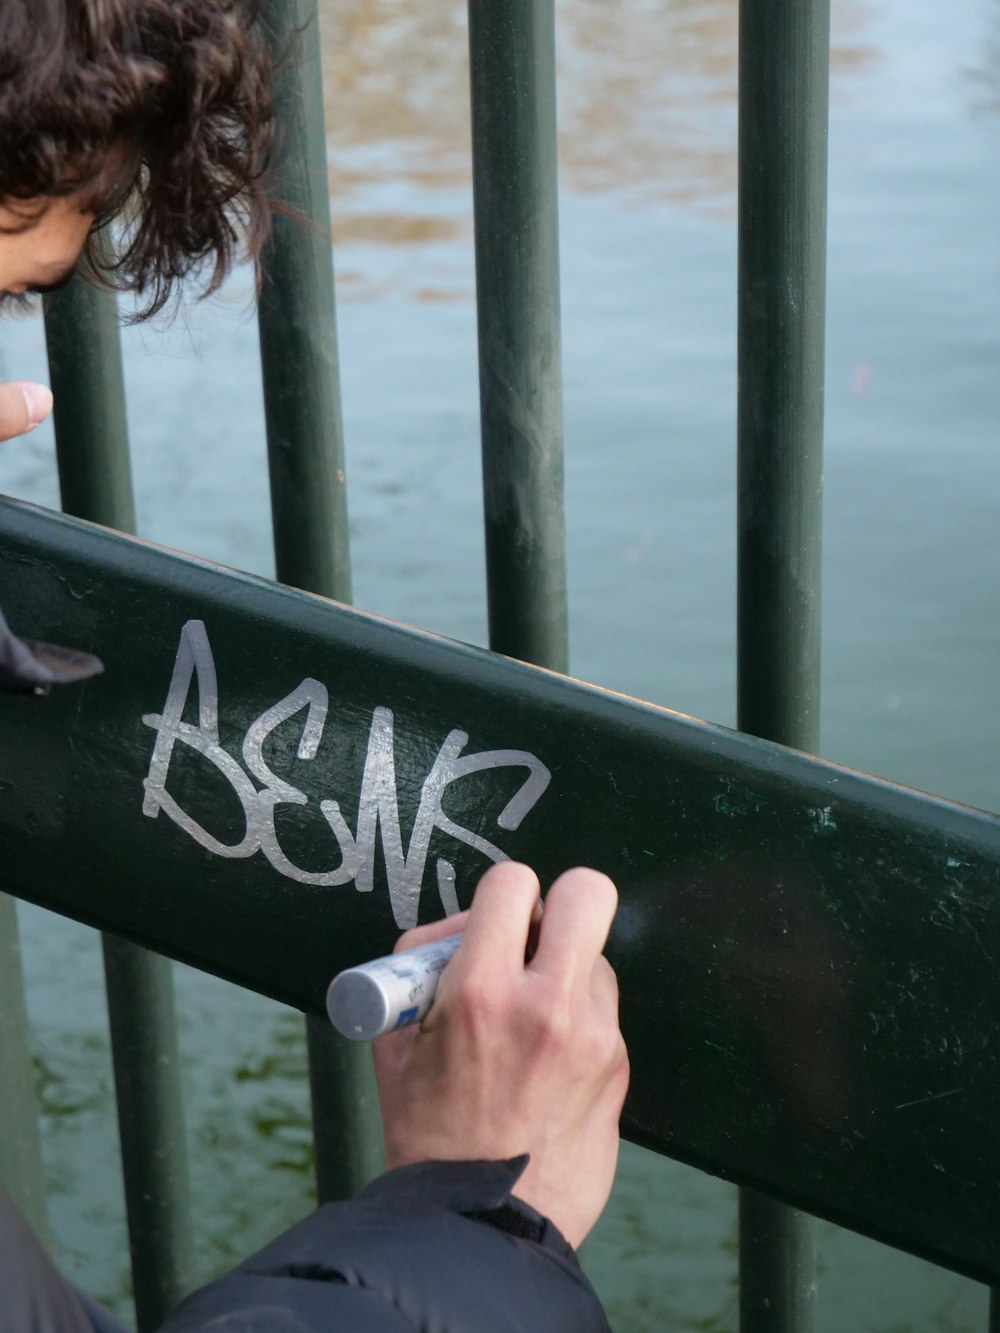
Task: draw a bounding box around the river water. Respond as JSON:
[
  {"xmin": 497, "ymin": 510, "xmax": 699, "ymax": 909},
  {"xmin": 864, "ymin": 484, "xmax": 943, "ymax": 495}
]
[{"xmin": 1, "ymin": 0, "xmax": 997, "ymax": 1328}]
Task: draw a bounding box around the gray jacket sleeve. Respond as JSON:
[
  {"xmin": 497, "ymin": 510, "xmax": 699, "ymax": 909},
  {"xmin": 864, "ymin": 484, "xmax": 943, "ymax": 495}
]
[{"xmin": 158, "ymin": 1157, "xmax": 610, "ymax": 1332}]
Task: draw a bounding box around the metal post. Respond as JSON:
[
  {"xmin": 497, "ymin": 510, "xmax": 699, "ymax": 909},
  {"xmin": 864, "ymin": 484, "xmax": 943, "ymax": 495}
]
[
  {"xmin": 736, "ymin": 0, "xmax": 830, "ymax": 1327},
  {"xmin": 256, "ymin": 0, "xmax": 383, "ymax": 1202},
  {"xmin": 468, "ymin": 0, "xmax": 569, "ymax": 673},
  {"xmin": 43, "ymin": 282, "xmax": 134, "ymax": 532},
  {"xmin": 739, "ymin": 1197, "xmax": 816, "ymax": 1333},
  {"xmin": 100, "ymin": 933, "xmax": 194, "ymax": 1331},
  {"xmin": 990, "ymin": 1290, "xmax": 999, "ymax": 1333},
  {"xmin": 0, "ymin": 892, "xmax": 52, "ymax": 1249},
  {"xmin": 257, "ymin": 0, "xmax": 351, "ymax": 601},
  {"xmin": 44, "ymin": 272, "xmax": 193, "ymax": 1332},
  {"xmin": 306, "ymin": 1028, "xmax": 383, "ymax": 1204}
]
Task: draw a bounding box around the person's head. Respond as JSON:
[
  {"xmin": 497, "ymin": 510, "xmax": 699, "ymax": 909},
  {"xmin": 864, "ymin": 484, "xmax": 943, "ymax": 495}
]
[{"xmin": 0, "ymin": 0, "xmax": 273, "ymax": 318}]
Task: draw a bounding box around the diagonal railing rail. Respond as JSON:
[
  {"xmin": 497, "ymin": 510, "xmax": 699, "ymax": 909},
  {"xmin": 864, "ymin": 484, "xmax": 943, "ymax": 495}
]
[{"xmin": 1, "ymin": 495, "xmax": 999, "ymax": 1290}]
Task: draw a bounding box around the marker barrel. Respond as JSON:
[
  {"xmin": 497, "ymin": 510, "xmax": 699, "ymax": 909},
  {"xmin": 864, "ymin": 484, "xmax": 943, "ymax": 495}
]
[{"xmin": 326, "ymin": 934, "xmax": 463, "ymax": 1041}]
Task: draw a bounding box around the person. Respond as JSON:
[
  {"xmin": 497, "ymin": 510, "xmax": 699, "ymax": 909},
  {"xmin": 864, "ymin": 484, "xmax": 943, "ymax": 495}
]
[
  {"xmin": 3, "ymin": 864, "xmax": 628, "ymax": 1332},
  {"xmin": 0, "ymin": 0, "xmax": 271, "ymax": 684},
  {"xmin": 1, "ymin": 3, "xmax": 630, "ymax": 1329}
]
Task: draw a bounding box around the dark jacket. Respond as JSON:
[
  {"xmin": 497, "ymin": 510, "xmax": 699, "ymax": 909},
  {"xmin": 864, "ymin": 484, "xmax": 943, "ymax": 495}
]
[{"xmin": 159, "ymin": 1157, "xmax": 610, "ymax": 1332}]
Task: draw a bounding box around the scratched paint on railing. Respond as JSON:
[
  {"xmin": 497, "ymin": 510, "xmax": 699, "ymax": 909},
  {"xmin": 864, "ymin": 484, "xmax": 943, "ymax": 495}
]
[{"xmin": 141, "ymin": 621, "xmax": 552, "ymax": 927}]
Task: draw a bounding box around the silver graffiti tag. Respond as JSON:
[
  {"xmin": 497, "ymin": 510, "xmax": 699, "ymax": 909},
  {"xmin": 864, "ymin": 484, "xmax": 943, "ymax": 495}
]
[{"xmin": 141, "ymin": 620, "xmax": 551, "ymax": 927}]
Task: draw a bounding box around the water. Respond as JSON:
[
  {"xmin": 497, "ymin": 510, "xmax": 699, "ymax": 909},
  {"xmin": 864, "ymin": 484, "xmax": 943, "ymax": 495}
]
[{"xmin": 1, "ymin": 0, "xmax": 998, "ymax": 1328}]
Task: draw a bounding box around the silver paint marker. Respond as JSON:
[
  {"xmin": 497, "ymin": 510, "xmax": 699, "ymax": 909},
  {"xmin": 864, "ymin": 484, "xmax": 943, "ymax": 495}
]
[{"xmin": 326, "ymin": 934, "xmax": 463, "ymax": 1041}]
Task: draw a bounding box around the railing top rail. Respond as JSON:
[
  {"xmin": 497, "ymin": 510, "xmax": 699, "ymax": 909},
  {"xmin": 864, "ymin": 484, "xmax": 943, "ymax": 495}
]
[{"xmin": 2, "ymin": 496, "xmax": 999, "ymax": 1286}]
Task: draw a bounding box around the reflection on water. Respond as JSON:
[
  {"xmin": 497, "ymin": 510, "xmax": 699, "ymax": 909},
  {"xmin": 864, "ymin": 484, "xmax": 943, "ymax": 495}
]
[{"xmin": 320, "ymin": 0, "xmax": 879, "ymax": 297}]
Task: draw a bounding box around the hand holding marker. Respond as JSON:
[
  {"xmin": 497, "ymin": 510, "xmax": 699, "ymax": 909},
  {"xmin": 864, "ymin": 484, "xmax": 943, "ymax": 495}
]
[
  {"xmin": 327, "ymin": 933, "xmax": 465, "ymax": 1040},
  {"xmin": 368, "ymin": 864, "xmax": 628, "ymax": 1249},
  {"xmin": 327, "ymin": 896, "xmax": 544, "ymax": 1040}
]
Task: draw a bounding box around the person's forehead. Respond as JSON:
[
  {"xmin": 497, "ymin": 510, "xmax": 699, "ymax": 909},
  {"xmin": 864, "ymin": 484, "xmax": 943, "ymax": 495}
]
[
  {"xmin": 0, "ymin": 194, "xmax": 91, "ymax": 234},
  {"xmin": 0, "ymin": 195, "xmax": 94, "ymax": 293},
  {"xmin": 0, "ymin": 204, "xmax": 45, "ymax": 236}
]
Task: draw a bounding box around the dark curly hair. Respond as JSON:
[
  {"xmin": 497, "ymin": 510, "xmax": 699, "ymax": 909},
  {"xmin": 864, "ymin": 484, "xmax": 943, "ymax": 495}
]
[{"xmin": 0, "ymin": 0, "xmax": 274, "ymax": 318}]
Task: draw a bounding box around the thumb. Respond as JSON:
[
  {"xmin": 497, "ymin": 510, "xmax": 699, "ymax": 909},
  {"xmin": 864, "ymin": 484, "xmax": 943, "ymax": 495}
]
[{"xmin": 0, "ymin": 382, "xmax": 54, "ymax": 442}]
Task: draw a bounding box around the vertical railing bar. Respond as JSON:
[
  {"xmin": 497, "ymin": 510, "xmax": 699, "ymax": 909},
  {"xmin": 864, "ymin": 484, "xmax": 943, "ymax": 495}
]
[
  {"xmin": 43, "ymin": 270, "xmax": 194, "ymax": 1333},
  {"xmin": 304, "ymin": 1034, "xmax": 382, "ymax": 1205},
  {"xmin": 468, "ymin": 0, "xmax": 569, "ymax": 674},
  {"xmin": 736, "ymin": 0, "xmax": 830, "ymax": 1328},
  {"xmin": 990, "ymin": 1290, "xmax": 999, "ymax": 1333},
  {"xmin": 256, "ymin": 0, "xmax": 383, "ymax": 1203},
  {"xmin": 0, "ymin": 891, "xmax": 52, "ymax": 1250}
]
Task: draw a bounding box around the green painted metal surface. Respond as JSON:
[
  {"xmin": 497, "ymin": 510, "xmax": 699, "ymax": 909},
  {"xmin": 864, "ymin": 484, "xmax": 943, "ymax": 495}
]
[
  {"xmin": 736, "ymin": 0, "xmax": 832, "ymax": 1323},
  {"xmin": 1, "ymin": 499, "xmax": 999, "ymax": 1286},
  {"xmin": 469, "ymin": 0, "xmax": 568, "ymax": 673},
  {"xmin": 43, "ymin": 273, "xmax": 136, "ymax": 534},
  {"xmin": 99, "ymin": 934, "xmax": 195, "ymax": 1328},
  {"xmin": 737, "ymin": 0, "xmax": 829, "ymax": 750},
  {"xmin": 0, "ymin": 892, "xmax": 51, "ymax": 1249},
  {"xmin": 256, "ymin": 0, "xmax": 352, "ymax": 604},
  {"xmin": 739, "ymin": 1196, "xmax": 816, "ymax": 1333},
  {"xmin": 256, "ymin": 0, "xmax": 383, "ymax": 1203},
  {"xmin": 43, "ymin": 272, "xmax": 194, "ymax": 1331}
]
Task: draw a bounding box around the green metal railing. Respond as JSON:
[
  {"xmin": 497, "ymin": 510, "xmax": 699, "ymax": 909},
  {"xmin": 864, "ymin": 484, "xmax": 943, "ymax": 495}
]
[
  {"xmin": 469, "ymin": 0, "xmax": 568, "ymax": 674},
  {"xmin": 0, "ymin": 891, "xmax": 50, "ymax": 1250},
  {"xmin": 737, "ymin": 0, "xmax": 830, "ymax": 1327},
  {"xmin": 43, "ymin": 253, "xmax": 194, "ymax": 1332},
  {"xmin": 0, "ymin": 0, "xmax": 997, "ymax": 1329},
  {"xmin": 4, "ymin": 497, "xmax": 1000, "ymax": 1289},
  {"xmin": 256, "ymin": 0, "xmax": 383, "ymax": 1208}
]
